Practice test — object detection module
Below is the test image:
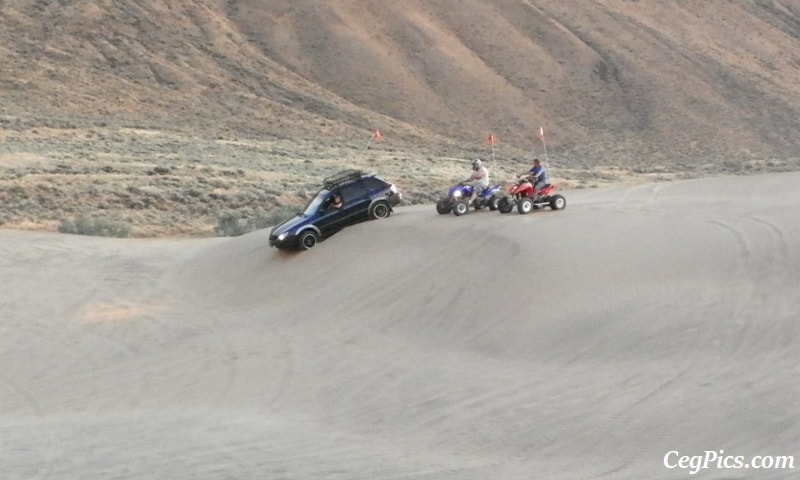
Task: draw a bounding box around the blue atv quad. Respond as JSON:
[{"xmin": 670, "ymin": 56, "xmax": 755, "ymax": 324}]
[{"xmin": 436, "ymin": 182, "xmax": 503, "ymax": 216}]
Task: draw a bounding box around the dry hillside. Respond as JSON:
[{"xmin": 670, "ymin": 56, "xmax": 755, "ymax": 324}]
[{"xmin": 2, "ymin": 0, "xmax": 800, "ymax": 235}]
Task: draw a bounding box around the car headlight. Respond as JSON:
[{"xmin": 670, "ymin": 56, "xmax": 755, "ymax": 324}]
[
  {"xmin": 453, "ymin": 190, "xmax": 462, "ymax": 198},
  {"xmin": 277, "ymin": 233, "xmax": 288, "ymax": 241}
]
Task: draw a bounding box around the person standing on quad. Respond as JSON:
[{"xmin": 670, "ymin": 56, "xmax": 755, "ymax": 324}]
[
  {"xmin": 465, "ymin": 158, "xmax": 490, "ymax": 204},
  {"xmin": 521, "ymin": 158, "xmax": 549, "ymax": 199}
]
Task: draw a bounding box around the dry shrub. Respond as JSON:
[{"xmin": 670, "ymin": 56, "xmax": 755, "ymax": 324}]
[
  {"xmin": 58, "ymin": 216, "xmax": 131, "ymax": 238},
  {"xmin": 214, "ymin": 205, "xmax": 301, "ymax": 237}
]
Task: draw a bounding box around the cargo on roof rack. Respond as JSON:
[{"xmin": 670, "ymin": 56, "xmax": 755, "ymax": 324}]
[{"xmin": 323, "ymin": 169, "xmax": 365, "ymax": 189}]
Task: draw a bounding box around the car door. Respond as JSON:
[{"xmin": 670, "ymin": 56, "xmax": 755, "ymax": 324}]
[
  {"xmin": 314, "ymin": 191, "xmax": 350, "ymax": 237},
  {"xmin": 339, "ymin": 183, "xmax": 371, "ymax": 225}
]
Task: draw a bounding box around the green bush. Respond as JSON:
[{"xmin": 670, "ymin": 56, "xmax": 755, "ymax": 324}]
[{"xmin": 58, "ymin": 216, "xmax": 131, "ymax": 238}]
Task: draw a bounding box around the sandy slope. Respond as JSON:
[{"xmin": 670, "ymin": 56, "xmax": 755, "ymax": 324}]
[
  {"xmin": 7, "ymin": 1, "xmax": 800, "ymax": 162},
  {"xmin": 2, "ymin": 173, "xmax": 799, "ymax": 479}
]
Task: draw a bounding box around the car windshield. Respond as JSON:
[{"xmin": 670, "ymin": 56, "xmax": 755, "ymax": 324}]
[{"xmin": 302, "ymin": 189, "xmax": 331, "ymax": 216}]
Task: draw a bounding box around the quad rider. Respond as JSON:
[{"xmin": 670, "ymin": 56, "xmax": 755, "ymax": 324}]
[
  {"xmin": 519, "ymin": 158, "xmax": 549, "ymax": 200},
  {"xmin": 465, "ymin": 158, "xmax": 490, "ymax": 204}
]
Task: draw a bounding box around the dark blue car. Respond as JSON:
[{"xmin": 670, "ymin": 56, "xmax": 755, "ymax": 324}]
[{"xmin": 269, "ymin": 170, "xmax": 403, "ymax": 250}]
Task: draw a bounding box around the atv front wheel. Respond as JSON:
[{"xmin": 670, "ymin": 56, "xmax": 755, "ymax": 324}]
[
  {"xmin": 517, "ymin": 197, "xmax": 534, "ymax": 214},
  {"xmin": 498, "ymin": 197, "xmax": 513, "ymax": 214},
  {"xmin": 453, "ymin": 201, "xmax": 470, "ymax": 216},
  {"xmin": 436, "ymin": 199, "xmax": 452, "ymax": 214}
]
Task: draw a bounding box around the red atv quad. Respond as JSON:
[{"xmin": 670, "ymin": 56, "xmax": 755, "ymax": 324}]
[{"xmin": 497, "ymin": 177, "xmax": 566, "ymax": 214}]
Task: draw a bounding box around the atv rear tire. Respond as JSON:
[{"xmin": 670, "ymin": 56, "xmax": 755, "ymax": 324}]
[
  {"xmin": 436, "ymin": 199, "xmax": 452, "ymax": 214},
  {"xmin": 488, "ymin": 196, "xmax": 500, "ymax": 211},
  {"xmin": 498, "ymin": 197, "xmax": 513, "ymax": 214},
  {"xmin": 550, "ymin": 194, "xmax": 566, "ymax": 210},
  {"xmin": 453, "ymin": 201, "xmax": 470, "ymax": 216},
  {"xmin": 518, "ymin": 197, "xmax": 534, "ymax": 214}
]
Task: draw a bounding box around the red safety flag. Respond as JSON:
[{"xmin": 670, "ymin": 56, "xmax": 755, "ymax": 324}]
[
  {"xmin": 372, "ymin": 129, "xmax": 384, "ymax": 141},
  {"xmin": 486, "ymin": 133, "xmax": 496, "ymax": 145}
]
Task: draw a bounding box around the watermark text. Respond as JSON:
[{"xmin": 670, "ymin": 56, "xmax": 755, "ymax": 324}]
[{"xmin": 664, "ymin": 450, "xmax": 795, "ymax": 475}]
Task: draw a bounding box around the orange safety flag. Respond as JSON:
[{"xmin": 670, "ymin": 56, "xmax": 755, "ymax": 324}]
[
  {"xmin": 538, "ymin": 126, "xmax": 545, "ymax": 138},
  {"xmin": 372, "ymin": 129, "xmax": 384, "ymax": 141},
  {"xmin": 486, "ymin": 133, "xmax": 496, "ymax": 145}
]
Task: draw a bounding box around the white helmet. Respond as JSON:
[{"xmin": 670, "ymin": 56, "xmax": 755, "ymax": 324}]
[{"xmin": 472, "ymin": 158, "xmax": 482, "ymax": 170}]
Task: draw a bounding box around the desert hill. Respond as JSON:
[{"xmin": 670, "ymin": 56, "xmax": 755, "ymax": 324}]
[{"xmin": 2, "ymin": 1, "xmax": 800, "ymax": 234}]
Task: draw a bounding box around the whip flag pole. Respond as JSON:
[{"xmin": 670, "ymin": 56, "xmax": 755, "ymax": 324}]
[
  {"xmin": 486, "ymin": 133, "xmax": 497, "ymax": 173},
  {"xmin": 538, "ymin": 126, "xmax": 549, "ymax": 168},
  {"xmin": 357, "ymin": 129, "xmax": 383, "ymax": 162}
]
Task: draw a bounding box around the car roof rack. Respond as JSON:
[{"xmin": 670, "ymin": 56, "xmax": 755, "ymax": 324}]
[{"xmin": 323, "ymin": 169, "xmax": 365, "ymax": 189}]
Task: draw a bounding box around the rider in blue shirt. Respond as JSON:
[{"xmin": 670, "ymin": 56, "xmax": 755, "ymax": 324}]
[{"xmin": 523, "ymin": 158, "xmax": 549, "ymax": 197}]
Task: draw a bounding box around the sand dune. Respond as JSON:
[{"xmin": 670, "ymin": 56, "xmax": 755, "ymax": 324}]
[{"xmin": 2, "ymin": 173, "xmax": 799, "ymax": 479}]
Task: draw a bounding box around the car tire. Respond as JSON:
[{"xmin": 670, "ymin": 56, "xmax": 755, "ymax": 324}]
[
  {"xmin": 550, "ymin": 194, "xmax": 566, "ymax": 210},
  {"xmin": 370, "ymin": 201, "xmax": 391, "ymax": 219},
  {"xmin": 436, "ymin": 199, "xmax": 452, "ymax": 214},
  {"xmin": 518, "ymin": 197, "xmax": 534, "ymax": 214},
  {"xmin": 298, "ymin": 230, "xmax": 319, "ymax": 250}
]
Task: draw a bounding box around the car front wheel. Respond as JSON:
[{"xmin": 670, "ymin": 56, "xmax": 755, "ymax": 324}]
[{"xmin": 298, "ymin": 230, "xmax": 319, "ymax": 250}]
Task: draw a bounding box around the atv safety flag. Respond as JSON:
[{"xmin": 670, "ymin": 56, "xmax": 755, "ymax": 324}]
[
  {"xmin": 485, "ymin": 133, "xmax": 497, "ymax": 172},
  {"xmin": 357, "ymin": 129, "xmax": 383, "ymax": 161},
  {"xmin": 538, "ymin": 126, "xmax": 549, "ymax": 167}
]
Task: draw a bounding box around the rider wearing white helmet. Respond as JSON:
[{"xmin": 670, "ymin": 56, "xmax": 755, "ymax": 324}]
[{"xmin": 465, "ymin": 158, "xmax": 490, "ymax": 204}]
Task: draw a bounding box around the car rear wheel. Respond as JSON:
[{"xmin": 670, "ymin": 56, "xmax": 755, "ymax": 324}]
[
  {"xmin": 298, "ymin": 230, "xmax": 319, "ymax": 250},
  {"xmin": 518, "ymin": 198, "xmax": 534, "ymax": 214},
  {"xmin": 370, "ymin": 201, "xmax": 391, "ymax": 219}
]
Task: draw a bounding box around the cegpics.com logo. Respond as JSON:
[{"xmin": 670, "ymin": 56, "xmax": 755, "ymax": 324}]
[{"xmin": 664, "ymin": 450, "xmax": 796, "ymax": 475}]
